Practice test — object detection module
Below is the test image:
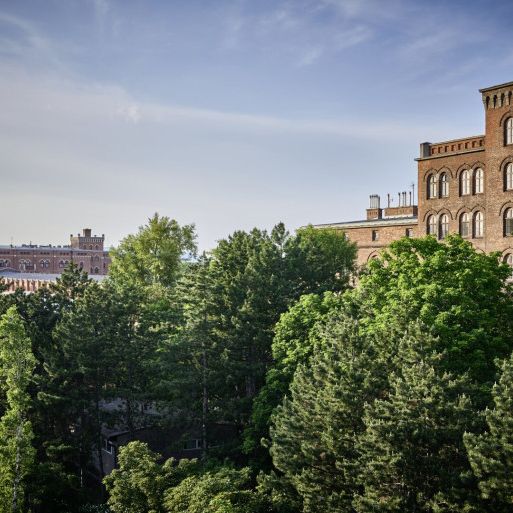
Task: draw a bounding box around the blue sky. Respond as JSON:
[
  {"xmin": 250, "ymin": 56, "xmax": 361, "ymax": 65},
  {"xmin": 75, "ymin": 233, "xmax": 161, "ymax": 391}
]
[{"xmin": 1, "ymin": 0, "xmax": 512, "ymax": 250}]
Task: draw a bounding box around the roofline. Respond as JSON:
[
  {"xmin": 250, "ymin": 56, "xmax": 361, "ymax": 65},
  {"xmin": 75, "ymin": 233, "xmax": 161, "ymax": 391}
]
[
  {"xmin": 479, "ymin": 81, "xmax": 513, "ymax": 93},
  {"xmin": 313, "ymin": 217, "xmax": 418, "ymax": 230},
  {"xmin": 423, "ymin": 134, "xmax": 485, "ymax": 146},
  {"xmin": 415, "ymin": 147, "xmax": 484, "ymax": 162}
]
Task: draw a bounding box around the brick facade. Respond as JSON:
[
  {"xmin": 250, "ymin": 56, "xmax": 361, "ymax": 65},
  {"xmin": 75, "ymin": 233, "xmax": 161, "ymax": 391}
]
[
  {"xmin": 315, "ymin": 81, "xmax": 513, "ymax": 267},
  {"xmin": 0, "ymin": 228, "xmax": 111, "ymax": 275}
]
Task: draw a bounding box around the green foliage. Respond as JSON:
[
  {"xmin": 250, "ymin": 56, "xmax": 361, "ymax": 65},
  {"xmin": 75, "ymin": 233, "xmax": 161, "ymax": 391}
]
[
  {"xmin": 104, "ymin": 441, "xmax": 170, "ymax": 513},
  {"xmin": 465, "ymin": 352, "xmax": 513, "ymax": 510},
  {"xmin": 0, "ymin": 306, "xmax": 36, "ymax": 513},
  {"xmin": 355, "ymin": 325, "xmax": 481, "ymax": 513},
  {"xmin": 269, "ymin": 314, "xmax": 384, "ymax": 513},
  {"xmin": 351, "ymin": 235, "xmax": 513, "ymax": 385},
  {"xmin": 109, "ymin": 213, "xmax": 197, "ymax": 288},
  {"xmin": 163, "ymin": 466, "xmax": 268, "ymax": 513},
  {"xmin": 244, "ymin": 292, "xmax": 344, "ymax": 458}
]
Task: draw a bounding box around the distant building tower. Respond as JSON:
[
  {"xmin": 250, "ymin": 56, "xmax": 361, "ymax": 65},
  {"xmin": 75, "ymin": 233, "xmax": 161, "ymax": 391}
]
[{"xmin": 70, "ymin": 228, "xmax": 105, "ymax": 251}]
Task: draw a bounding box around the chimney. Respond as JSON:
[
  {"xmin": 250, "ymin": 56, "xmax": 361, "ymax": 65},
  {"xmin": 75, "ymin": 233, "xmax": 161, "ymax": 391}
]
[
  {"xmin": 83, "ymin": 228, "xmax": 92, "ymax": 237},
  {"xmin": 420, "ymin": 142, "xmax": 431, "ymax": 158},
  {"xmin": 366, "ymin": 194, "xmax": 383, "ymax": 220}
]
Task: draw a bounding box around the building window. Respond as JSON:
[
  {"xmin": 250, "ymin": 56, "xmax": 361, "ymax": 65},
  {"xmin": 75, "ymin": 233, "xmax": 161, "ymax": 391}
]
[
  {"xmin": 460, "ymin": 212, "xmax": 471, "ymax": 238},
  {"xmin": 460, "ymin": 169, "xmax": 471, "ymax": 196},
  {"xmin": 405, "ymin": 228, "xmax": 413, "ymax": 238},
  {"xmin": 474, "ymin": 211, "xmax": 484, "ymax": 238},
  {"xmin": 506, "ymin": 163, "xmax": 513, "ymax": 190},
  {"xmin": 183, "ymin": 439, "xmax": 202, "ymax": 450},
  {"xmin": 371, "ymin": 230, "xmax": 379, "ymax": 241},
  {"xmin": 505, "ymin": 208, "xmax": 513, "ymax": 236},
  {"xmin": 102, "ymin": 439, "xmax": 114, "ymax": 454},
  {"xmin": 439, "ymin": 173, "xmax": 449, "ymax": 197},
  {"xmin": 427, "ymin": 175, "xmax": 437, "ymax": 199},
  {"xmin": 94, "ymin": 267, "xmax": 100, "ymax": 274},
  {"xmin": 427, "ymin": 215, "xmax": 437, "ymax": 236},
  {"xmin": 506, "ymin": 117, "xmax": 513, "ymax": 145},
  {"xmin": 59, "ymin": 260, "xmax": 65, "ymax": 268},
  {"xmin": 504, "ymin": 253, "xmax": 513, "ymax": 275},
  {"xmin": 39, "ymin": 260, "xmax": 49, "ymax": 269},
  {"xmin": 474, "ymin": 168, "xmax": 484, "ymax": 194},
  {"xmin": 79, "ymin": 261, "xmax": 84, "ymax": 269},
  {"xmin": 439, "ymin": 214, "xmax": 449, "ymax": 240}
]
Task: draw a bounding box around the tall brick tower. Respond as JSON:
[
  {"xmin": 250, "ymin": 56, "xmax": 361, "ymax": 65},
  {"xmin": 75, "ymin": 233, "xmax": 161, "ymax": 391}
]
[{"xmin": 70, "ymin": 228, "xmax": 105, "ymax": 251}]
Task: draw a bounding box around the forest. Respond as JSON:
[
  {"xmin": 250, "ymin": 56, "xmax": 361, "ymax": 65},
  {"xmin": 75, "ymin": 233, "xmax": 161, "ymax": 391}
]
[{"xmin": 1, "ymin": 213, "xmax": 513, "ymax": 513}]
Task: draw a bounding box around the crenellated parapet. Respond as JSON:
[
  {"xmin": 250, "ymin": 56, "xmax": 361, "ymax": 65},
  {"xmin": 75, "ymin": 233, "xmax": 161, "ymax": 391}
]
[{"xmin": 480, "ymin": 81, "xmax": 513, "ymax": 110}]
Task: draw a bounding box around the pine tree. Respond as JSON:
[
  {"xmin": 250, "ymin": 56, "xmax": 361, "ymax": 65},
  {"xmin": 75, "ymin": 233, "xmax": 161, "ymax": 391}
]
[
  {"xmin": 269, "ymin": 315, "xmax": 383, "ymax": 513},
  {"xmin": 0, "ymin": 306, "xmax": 36, "ymax": 513},
  {"xmin": 355, "ymin": 326, "xmax": 481, "ymax": 513},
  {"xmin": 464, "ymin": 351, "xmax": 513, "ymax": 510}
]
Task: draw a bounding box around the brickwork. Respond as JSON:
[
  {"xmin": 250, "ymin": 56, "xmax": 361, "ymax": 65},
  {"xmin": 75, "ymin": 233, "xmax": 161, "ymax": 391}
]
[
  {"xmin": 0, "ymin": 228, "xmax": 110, "ymax": 275},
  {"xmin": 315, "ymin": 81, "xmax": 513, "ymax": 267}
]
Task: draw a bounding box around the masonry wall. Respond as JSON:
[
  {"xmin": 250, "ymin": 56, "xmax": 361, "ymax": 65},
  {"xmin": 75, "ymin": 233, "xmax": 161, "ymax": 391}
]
[{"xmin": 341, "ymin": 221, "xmax": 418, "ymax": 266}]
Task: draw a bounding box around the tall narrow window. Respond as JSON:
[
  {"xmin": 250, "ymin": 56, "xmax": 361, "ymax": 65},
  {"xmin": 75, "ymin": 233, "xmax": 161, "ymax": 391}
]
[
  {"xmin": 474, "ymin": 168, "xmax": 484, "ymax": 194},
  {"xmin": 439, "ymin": 173, "xmax": 449, "ymax": 197},
  {"xmin": 474, "ymin": 211, "xmax": 484, "ymax": 238},
  {"xmin": 439, "ymin": 214, "xmax": 449, "ymax": 239},
  {"xmin": 460, "ymin": 212, "xmax": 470, "ymax": 237},
  {"xmin": 427, "ymin": 215, "xmax": 437, "ymax": 236},
  {"xmin": 506, "ymin": 163, "xmax": 513, "ymax": 190},
  {"xmin": 506, "ymin": 117, "xmax": 513, "ymax": 145},
  {"xmin": 460, "ymin": 169, "xmax": 471, "ymax": 196},
  {"xmin": 504, "ymin": 253, "xmax": 513, "ymax": 275},
  {"xmin": 428, "ymin": 175, "xmax": 437, "ymax": 199},
  {"xmin": 505, "ymin": 208, "xmax": 513, "ymax": 236}
]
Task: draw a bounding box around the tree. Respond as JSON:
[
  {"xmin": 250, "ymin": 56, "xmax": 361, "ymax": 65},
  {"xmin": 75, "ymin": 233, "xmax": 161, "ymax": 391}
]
[
  {"xmin": 163, "ymin": 465, "xmax": 268, "ymax": 513},
  {"xmin": 104, "ymin": 441, "xmax": 173, "ymax": 513},
  {"xmin": 108, "ymin": 213, "xmax": 196, "ymax": 289},
  {"xmin": 269, "ymin": 314, "xmax": 384, "ymax": 513},
  {"xmin": 244, "ymin": 292, "xmax": 344, "ymax": 462},
  {"xmin": 350, "ymin": 235, "xmax": 513, "ymax": 386},
  {"xmin": 465, "ymin": 351, "xmax": 513, "ymax": 511},
  {"xmin": 355, "ymin": 325, "xmax": 481, "ymax": 513},
  {"xmin": 0, "ymin": 306, "xmax": 36, "ymax": 513}
]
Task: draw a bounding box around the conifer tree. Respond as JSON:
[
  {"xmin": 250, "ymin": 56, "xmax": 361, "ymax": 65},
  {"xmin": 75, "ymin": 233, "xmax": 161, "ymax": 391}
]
[
  {"xmin": 0, "ymin": 306, "xmax": 36, "ymax": 513},
  {"xmin": 465, "ymin": 351, "xmax": 513, "ymax": 510},
  {"xmin": 355, "ymin": 325, "xmax": 481, "ymax": 513},
  {"xmin": 269, "ymin": 315, "xmax": 383, "ymax": 513}
]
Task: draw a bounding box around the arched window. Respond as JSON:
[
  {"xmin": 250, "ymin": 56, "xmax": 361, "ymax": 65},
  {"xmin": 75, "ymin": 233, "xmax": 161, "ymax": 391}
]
[
  {"xmin": 59, "ymin": 260, "xmax": 65, "ymax": 268},
  {"xmin": 460, "ymin": 169, "xmax": 471, "ymax": 196},
  {"xmin": 439, "ymin": 214, "xmax": 449, "ymax": 240},
  {"xmin": 94, "ymin": 267, "xmax": 99, "ymax": 274},
  {"xmin": 474, "ymin": 168, "xmax": 484, "ymax": 194},
  {"xmin": 474, "ymin": 211, "xmax": 484, "ymax": 238},
  {"xmin": 506, "ymin": 117, "xmax": 513, "ymax": 145},
  {"xmin": 95, "ymin": 245, "xmax": 99, "ymax": 250},
  {"xmin": 460, "ymin": 212, "xmax": 471, "ymax": 237},
  {"xmin": 0, "ymin": 260, "xmax": 4, "ymax": 268},
  {"xmin": 427, "ymin": 215, "xmax": 437, "ymax": 236},
  {"xmin": 439, "ymin": 173, "xmax": 449, "ymax": 197},
  {"xmin": 427, "ymin": 175, "xmax": 437, "ymax": 199},
  {"xmin": 505, "ymin": 208, "xmax": 513, "ymax": 236},
  {"xmin": 79, "ymin": 261, "xmax": 84, "ymax": 269},
  {"xmin": 39, "ymin": 259, "xmax": 49, "ymax": 269},
  {"xmin": 506, "ymin": 163, "xmax": 513, "ymax": 190},
  {"xmin": 504, "ymin": 253, "xmax": 513, "ymax": 275}
]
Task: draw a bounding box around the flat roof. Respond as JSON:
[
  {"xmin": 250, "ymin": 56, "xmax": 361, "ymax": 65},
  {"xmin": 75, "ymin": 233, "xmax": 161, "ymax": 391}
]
[
  {"xmin": 313, "ymin": 216, "xmax": 418, "ymax": 230},
  {"xmin": 479, "ymin": 81, "xmax": 513, "ymax": 93},
  {"xmin": 0, "ymin": 271, "xmax": 106, "ymax": 282},
  {"xmin": 0, "ymin": 246, "xmax": 108, "ymax": 253}
]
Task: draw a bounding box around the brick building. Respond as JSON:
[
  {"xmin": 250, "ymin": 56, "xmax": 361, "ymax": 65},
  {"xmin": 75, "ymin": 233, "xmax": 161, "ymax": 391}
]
[
  {"xmin": 315, "ymin": 80, "xmax": 513, "ymax": 266},
  {"xmin": 0, "ymin": 228, "xmax": 110, "ymax": 276}
]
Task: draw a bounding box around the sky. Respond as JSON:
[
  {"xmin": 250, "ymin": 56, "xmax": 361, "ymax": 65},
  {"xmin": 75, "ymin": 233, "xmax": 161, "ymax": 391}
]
[{"xmin": 1, "ymin": 0, "xmax": 513, "ymax": 250}]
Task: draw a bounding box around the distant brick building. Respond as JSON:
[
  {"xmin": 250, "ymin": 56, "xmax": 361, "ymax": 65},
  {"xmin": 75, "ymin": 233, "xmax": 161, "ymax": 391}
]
[
  {"xmin": 315, "ymin": 80, "xmax": 513, "ymax": 267},
  {"xmin": 0, "ymin": 228, "xmax": 110, "ymax": 276}
]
